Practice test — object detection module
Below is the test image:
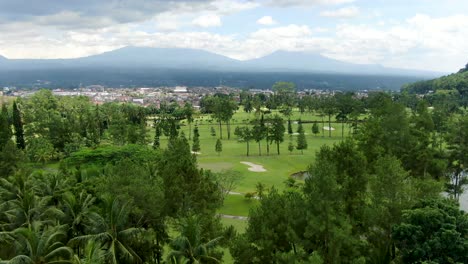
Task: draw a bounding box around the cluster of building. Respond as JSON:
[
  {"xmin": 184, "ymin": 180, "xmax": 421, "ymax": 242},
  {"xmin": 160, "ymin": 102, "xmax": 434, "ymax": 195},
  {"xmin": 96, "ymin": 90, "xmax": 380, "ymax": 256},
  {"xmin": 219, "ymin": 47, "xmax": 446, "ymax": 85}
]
[
  {"xmin": 4, "ymin": 85, "xmax": 239, "ymax": 109},
  {"xmin": 3, "ymin": 85, "xmax": 371, "ymax": 108}
]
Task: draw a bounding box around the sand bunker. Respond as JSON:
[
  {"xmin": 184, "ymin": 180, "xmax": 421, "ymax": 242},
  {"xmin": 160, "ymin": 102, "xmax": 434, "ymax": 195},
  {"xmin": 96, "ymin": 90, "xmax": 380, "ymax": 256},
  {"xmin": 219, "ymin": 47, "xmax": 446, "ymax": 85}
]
[
  {"xmin": 191, "ymin": 151, "xmax": 201, "ymax": 155},
  {"xmin": 323, "ymin": 126, "xmax": 335, "ymax": 131},
  {"xmin": 240, "ymin": 162, "xmax": 267, "ymax": 172}
]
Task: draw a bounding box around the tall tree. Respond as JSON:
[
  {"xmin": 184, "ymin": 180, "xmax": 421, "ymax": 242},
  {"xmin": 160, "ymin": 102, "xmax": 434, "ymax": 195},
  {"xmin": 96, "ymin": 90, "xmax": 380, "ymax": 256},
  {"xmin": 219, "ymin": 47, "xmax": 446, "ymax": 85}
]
[
  {"xmin": 296, "ymin": 121, "xmax": 307, "ymax": 154},
  {"xmin": 192, "ymin": 125, "xmax": 201, "ymax": 153},
  {"xmin": 252, "ymin": 119, "xmax": 266, "ymax": 156},
  {"xmin": 392, "ymin": 198, "xmax": 468, "ymax": 264},
  {"xmin": 234, "ymin": 126, "xmax": 252, "ymax": 156},
  {"xmin": 153, "ymin": 120, "xmax": 161, "ymax": 150},
  {"xmin": 0, "ymin": 104, "xmax": 11, "ymax": 148},
  {"xmin": 311, "ymin": 121, "xmax": 319, "ymax": 137},
  {"xmin": 71, "ymin": 196, "xmax": 144, "ymax": 264},
  {"xmin": 215, "ymin": 138, "xmax": 222, "ymax": 156},
  {"xmin": 445, "ymin": 115, "xmax": 468, "ymax": 201},
  {"xmin": 12, "ymin": 101, "xmax": 25, "ymax": 149},
  {"xmin": 184, "ymin": 103, "xmax": 194, "ymax": 140},
  {"xmin": 269, "ymin": 115, "xmax": 285, "ymax": 155}
]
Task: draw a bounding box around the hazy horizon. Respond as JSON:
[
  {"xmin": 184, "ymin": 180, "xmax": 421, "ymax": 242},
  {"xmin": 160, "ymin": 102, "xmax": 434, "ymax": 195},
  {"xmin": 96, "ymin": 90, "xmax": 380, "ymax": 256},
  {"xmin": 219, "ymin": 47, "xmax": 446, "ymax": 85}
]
[{"xmin": 0, "ymin": 0, "xmax": 467, "ymax": 72}]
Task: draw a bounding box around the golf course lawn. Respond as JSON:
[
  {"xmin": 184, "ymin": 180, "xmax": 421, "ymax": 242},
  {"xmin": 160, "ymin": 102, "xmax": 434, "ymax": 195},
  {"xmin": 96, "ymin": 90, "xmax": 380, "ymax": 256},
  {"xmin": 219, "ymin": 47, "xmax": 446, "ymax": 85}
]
[{"xmin": 155, "ymin": 109, "xmax": 351, "ymax": 226}]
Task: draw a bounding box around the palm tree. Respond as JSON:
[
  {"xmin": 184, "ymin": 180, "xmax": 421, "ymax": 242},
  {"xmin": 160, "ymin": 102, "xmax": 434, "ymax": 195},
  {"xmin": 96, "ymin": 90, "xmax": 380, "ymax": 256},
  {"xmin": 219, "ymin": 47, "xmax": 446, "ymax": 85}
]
[
  {"xmin": 167, "ymin": 215, "xmax": 222, "ymax": 264},
  {"xmin": 0, "ymin": 173, "xmax": 63, "ymax": 230},
  {"xmin": 61, "ymin": 191, "xmax": 99, "ymax": 238},
  {"xmin": 72, "ymin": 240, "xmax": 105, "ymax": 264},
  {"xmin": 70, "ymin": 195, "xmax": 143, "ymax": 264},
  {"xmin": 0, "ymin": 222, "xmax": 74, "ymax": 264}
]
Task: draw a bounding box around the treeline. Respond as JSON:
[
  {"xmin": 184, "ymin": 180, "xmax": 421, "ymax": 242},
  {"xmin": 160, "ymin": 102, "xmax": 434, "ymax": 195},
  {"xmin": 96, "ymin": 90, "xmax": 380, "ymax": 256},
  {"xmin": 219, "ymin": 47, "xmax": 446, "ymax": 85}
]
[
  {"xmin": 402, "ymin": 63, "xmax": 468, "ymax": 108},
  {"xmin": 1, "ymin": 83, "xmax": 468, "ymax": 263},
  {"xmin": 232, "ymin": 93, "xmax": 468, "ymax": 263}
]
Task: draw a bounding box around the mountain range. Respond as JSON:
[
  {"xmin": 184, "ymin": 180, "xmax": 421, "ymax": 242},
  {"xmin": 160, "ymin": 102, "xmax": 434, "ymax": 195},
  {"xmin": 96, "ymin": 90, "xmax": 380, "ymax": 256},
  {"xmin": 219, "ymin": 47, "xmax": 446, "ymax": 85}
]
[{"xmin": 0, "ymin": 46, "xmax": 440, "ymax": 77}]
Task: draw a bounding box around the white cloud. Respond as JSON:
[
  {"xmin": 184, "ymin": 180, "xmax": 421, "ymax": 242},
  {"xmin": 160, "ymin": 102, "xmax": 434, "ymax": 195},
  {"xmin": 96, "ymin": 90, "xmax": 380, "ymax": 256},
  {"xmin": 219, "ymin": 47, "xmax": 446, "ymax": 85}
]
[
  {"xmin": 212, "ymin": 0, "xmax": 260, "ymax": 14},
  {"xmin": 192, "ymin": 14, "xmax": 222, "ymax": 27},
  {"xmin": 267, "ymin": 0, "xmax": 355, "ymax": 7},
  {"xmin": 1, "ymin": 12, "xmax": 468, "ymax": 72},
  {"xmin": 320, "ymin": 6, "xmax": 360, "ymax": 18},
  {"xmin": 257, "ymin": 16, "xmax": 277, "ymax": 25}
]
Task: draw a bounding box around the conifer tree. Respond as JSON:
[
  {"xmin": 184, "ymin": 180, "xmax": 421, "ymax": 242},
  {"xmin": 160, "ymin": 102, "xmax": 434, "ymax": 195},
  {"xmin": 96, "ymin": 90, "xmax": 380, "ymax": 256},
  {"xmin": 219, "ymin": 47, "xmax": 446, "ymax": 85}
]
[
  {"xmin": 192, "ymin": 125, "xmax": 200, "ymax": 152},
  {"xmin": 296, "ymin": 122, "xmax": 307, "ymax": 154},
  {"xmin": 215, "ymin": 138, "xmax": 222, "ymax": 156},
  {"xmin": 0, "ymin": 104, "xmax": 11, "ymax": 148},
  {"xmin": 12, "ymin": 101, "xmax": 25, "ymax": 149},
  {"xmin": 312, "ymin": 121, "xmax": 319, "ymax": 137},
  {"xmin": 153, "ymin": 121, "xmax": 161, "ymax": 149}
]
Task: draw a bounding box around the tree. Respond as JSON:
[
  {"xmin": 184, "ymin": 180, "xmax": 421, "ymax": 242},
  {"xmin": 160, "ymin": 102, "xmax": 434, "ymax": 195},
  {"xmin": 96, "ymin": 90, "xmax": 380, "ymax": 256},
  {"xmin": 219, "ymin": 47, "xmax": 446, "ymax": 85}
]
[
  {"xmin": 312, "ymin": 121, "xmax": 319, "ymax": 137},
  {"xmin": 0, "ymin": 140, "xmax": 23, "ymax": 178},
  {"xmin": 252, "ymin": 119, "xmax": 266, "ymax": 156},
  {"xmin": 153, "ymin": 121, "xmax": 161, "ymax": 149},
  {"xmin": 210, "ymin": 95, "xmax": 237, "ymax": 140},
  {"xmin": 320, "ymin": 96, "xmax": 337, "ymax": 138},
  {"xmin": 26, "ymin": 137, "xmax": 55, "ymax": 164},
  {"xmin": 392, "ymin": 198, "xmax": 468, "ymax": 264},
  {"xmin": 0, "ymin": 104, "xmax": 11, "ymax": 148},
  {"xmin": 70, "ymin": 196, "xmax": 144, "ymax": 264},
  {"xmin": 192, "ymin": 125, "xmax": 200, "ymax": 153},
  {"xmin": 232, "ymin": 189, "xmax": 306, "ymax": 263},
  {"xmin": 269, "ymin": 115, "xmax": 285, "ymax": 155},
  {"xmin": 273, "ymin": 82, "xmax": 296, "ymax": 119},
  {"xmin": 367, "ymin": 156, "xmax": 416, "ymax": 263},
  {"xmin": 288, "ymin": 141, "xmax": 294, "ymax": 154},
  {"xmin": 445, "ymin": 115, "xmax": 468, "ymax": 201},
  {"xmin": 210, "ymin": 127, "xmax": 216, "ymax": 137},
  {"xmin": 159, "ymin": 134, "xmax": 222, "ymax": 217},
  {"xmin": 184, "ymin": 103, "xmax": 194, "ymax": 140},
  {"xmin": 12, "ymin": 101, "xmax": 25, "ymax": 149},
  {"xmin": 213, "ymin": 170, "xmax": 243, "ymax": 200},
  {"xmin": 303, "ymin": 146, "xmax": 357, "ymax": 263},
  {"xmin": 215, "ymin": 138, "xmax": 222, "ymax": 156},
  {"xmin": 2, "ymin": 223, "xmax": 74, "ymax": 264},
  {"xmin": 167, "ymin": 215, "xmax": 222, "ymax": 264},
  {"xmin": 234, "ymin": 126, "xmax": 253, "ymax": 156},
  {"xmin": 287, "ymin": 119, "xmax": 293, "ymax": 135},
  {"xmin": 296, "ymin": 122, "xmax": 307, "ymax": 154}
]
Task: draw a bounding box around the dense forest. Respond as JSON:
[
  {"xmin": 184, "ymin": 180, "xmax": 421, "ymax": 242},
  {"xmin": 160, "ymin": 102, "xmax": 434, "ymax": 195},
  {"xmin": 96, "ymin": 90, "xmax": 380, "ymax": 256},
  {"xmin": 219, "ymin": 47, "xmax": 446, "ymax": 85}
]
[
  {"xmin": 0, "ymin": 68, "xmax": 425, "ymax": 91},
  {"xmin": 0, "ymin": 78, "xmax": 468, "ymax": 263},
  {"xmin": 403, "ymin": 64, "xmax": 468, "ymax": 103}
]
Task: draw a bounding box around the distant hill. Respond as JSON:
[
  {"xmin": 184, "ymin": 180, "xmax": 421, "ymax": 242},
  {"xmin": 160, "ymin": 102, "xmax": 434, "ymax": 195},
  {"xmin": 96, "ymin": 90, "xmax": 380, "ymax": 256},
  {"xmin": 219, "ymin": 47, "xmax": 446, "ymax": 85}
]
[
  {"xmin": 403, "ymin": 63, "xmax": 468, "ymax": 94},
  {"xmin": 74, "ymin": 46, "xmax": 240, "ymax": 69},
  {"xmin": 244, "ymin": 50, "xmax": 440, "ymax": 77},
  {"xmin": 0, "ymin": 46, "xmax": 444, "ymax": 90}
]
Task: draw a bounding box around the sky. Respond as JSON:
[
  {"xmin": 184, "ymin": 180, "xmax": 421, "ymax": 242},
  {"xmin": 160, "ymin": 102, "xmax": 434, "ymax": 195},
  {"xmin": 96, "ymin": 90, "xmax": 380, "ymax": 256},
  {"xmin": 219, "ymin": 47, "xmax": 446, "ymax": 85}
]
[{"xmin": 0, "ymin": 0, "xmax": 467, "ymax": 72}]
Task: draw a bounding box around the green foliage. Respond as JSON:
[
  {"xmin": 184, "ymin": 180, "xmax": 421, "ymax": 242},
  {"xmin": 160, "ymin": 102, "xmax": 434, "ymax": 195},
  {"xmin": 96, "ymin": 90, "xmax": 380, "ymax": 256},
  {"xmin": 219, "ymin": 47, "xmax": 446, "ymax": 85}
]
[
  {"xmin": 296, "ymin": 121, "xmax": 307, "ymax": 154},
  {"xmin": 288, "ymin": 140, "xmax": 294, "ymax": 154},
  {"xmin": 168, "ymin": 215, "xmax": 223, "ymax": 264},
  {"xmin": 0, "ymin": 104, "xmax": 12, "ymax": 148},
  {"xmin": 215, "ymin": 138, "xmax": 222, "ymax": 156},
  {"xmin": 446, "ymin": 115, "xmax": 468, "ymax": 200},
  {"xmin": 0, "ymin": 140, "xmax": 23, "ymax": 178},
  {"xmin": 65, "ymin": 144, "xmax": 160, "ymax": 167},
  {"xmin": 312, "ymin": 121, "xmax": 319, "ymax": 136},
  {"xmin": 26, "ymin": 137, "xmax": 55, "ymax": 164},
  {"xmin": 269, "ymin": 115, "xmax": 285, "ymax": 155},
  {"xmin": 192, "ymin": 125, "xmax": 201, "ymax": 152},
  {"xmin": 392, "ymin": 198, "xmax": 468, "ymax": 263},
  {"xmin": 234, "ymin": 126, "xmax": 252, "ymax": 156}
]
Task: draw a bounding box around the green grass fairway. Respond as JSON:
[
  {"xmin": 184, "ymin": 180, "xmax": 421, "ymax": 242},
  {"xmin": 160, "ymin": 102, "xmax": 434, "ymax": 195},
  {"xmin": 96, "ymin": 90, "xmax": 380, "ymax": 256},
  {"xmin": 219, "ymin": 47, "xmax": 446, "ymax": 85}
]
[
  {"xmin": 219, "ymin": 194, "xmax": 259, "ymax": 216},
  {"xmin": 153, "ymin": 109, "xmax": 352, "ymax": 218},
  {"xmin": 221, "ymin": 217, "xmax": 248, "ymax": 233}
]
